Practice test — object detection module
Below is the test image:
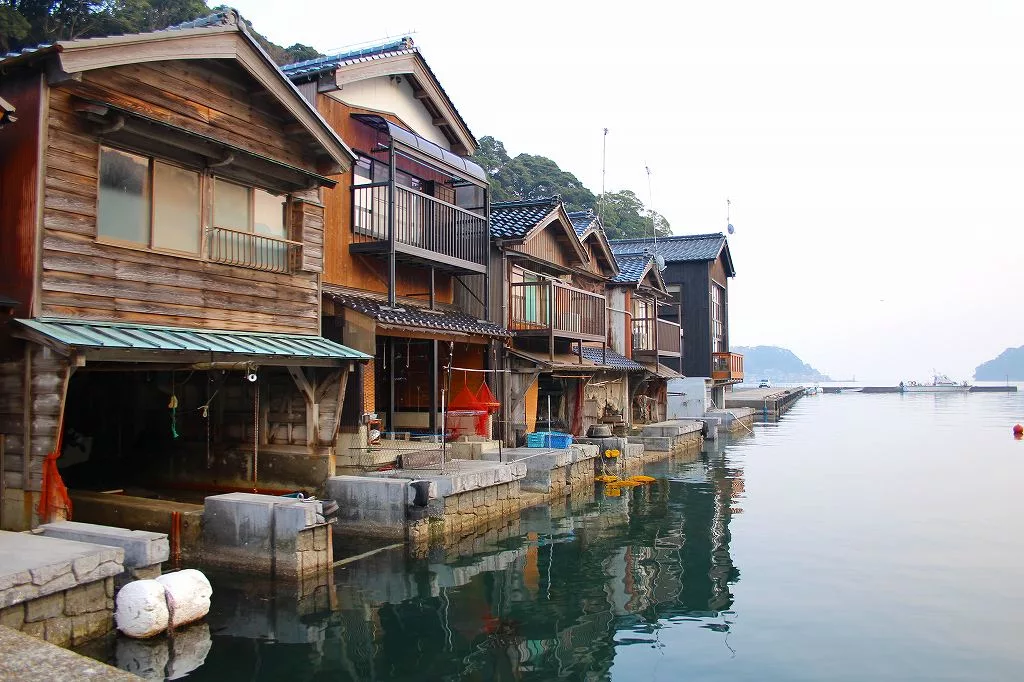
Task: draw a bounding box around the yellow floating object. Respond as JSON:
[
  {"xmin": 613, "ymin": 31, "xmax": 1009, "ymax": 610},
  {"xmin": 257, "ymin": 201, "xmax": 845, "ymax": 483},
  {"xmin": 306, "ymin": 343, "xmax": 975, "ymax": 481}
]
[
  {"xmin": 603, "ymin": 449, "xmax": 620, "ymax": 458},
  {"xmin": 609, "ymin": 480, "xmax": 641, "ymax": 488},
  {"xmin": 603, "ymin": 487, "xmax": 621, "ymax": 497},
  {"xmin": 595, "ymin": 475, "xmax": 619, "ymax": 483},
  {"xmin": 630, "ymin": 475, "xmax": 656, "ymax": 483}
]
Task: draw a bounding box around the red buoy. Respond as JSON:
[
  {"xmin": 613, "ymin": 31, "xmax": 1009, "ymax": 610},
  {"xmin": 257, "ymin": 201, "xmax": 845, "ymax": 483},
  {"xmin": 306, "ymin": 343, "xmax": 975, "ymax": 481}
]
[{"xmin": 1014, "ymin": 424, "xmax": 1024, "ymax": 437}]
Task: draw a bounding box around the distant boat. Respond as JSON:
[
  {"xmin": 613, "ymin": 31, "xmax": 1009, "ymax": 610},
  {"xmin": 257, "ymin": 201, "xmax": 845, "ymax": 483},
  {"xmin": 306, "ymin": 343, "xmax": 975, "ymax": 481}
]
[{"xmin": 901, "ymin": 374, "xmax": 972, "ymax": 393}]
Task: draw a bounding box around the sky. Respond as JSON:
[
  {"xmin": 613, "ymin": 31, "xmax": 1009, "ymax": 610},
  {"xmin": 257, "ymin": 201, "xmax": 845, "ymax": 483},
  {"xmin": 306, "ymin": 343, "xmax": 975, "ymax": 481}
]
[{"xmin": 230, "ymin": 0, "xmax": 1024, "ymax": 383}]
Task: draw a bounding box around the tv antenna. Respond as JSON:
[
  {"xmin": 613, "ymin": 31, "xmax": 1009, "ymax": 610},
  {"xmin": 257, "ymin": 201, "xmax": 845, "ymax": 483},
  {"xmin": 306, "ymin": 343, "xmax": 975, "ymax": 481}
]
[{"xmin": 726, "ymin": 198, "xmax": 735, "ymax": 235}]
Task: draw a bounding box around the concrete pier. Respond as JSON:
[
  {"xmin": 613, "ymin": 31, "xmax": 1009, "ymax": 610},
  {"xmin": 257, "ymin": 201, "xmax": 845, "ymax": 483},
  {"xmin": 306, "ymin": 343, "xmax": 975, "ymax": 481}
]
[
  {"xmin": 479, "ymin": 444, "xmax": 599, "ymax": 496},
  {"xmin": 725, "ymin": 387, "xmax": 805, "ymax": 420}
]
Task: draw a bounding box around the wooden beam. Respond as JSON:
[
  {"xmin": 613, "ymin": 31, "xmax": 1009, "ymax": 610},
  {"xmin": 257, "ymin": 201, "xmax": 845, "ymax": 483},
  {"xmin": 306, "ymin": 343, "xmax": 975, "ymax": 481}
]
[
  {"xmin": 287, "ymin": 367, "xmax": 315, "ymax": 403},
  {"xmin": 330, "ymin": 366, "xmax": 351, "ymax": 444}
]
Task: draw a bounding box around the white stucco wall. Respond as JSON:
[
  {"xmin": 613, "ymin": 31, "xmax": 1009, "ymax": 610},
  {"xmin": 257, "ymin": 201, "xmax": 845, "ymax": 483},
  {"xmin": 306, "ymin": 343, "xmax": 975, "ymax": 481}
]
[{"xmin": 332, "ymin": 76, "xmax": 451, "ymax": 150}]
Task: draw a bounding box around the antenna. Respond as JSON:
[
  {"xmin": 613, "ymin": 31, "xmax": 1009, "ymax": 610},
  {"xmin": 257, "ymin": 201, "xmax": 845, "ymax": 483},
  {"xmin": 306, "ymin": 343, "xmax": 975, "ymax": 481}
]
[
  {"xmin": 645, "ymin": 164, "xmax": 657, "ymax": 249},
  {"xmin": 598, "ymin": 128, "xmax": 608, "ymax": 225},
  {"xmin": 726, "ymin": 198, "xmax": 735, "ymax": 235}
]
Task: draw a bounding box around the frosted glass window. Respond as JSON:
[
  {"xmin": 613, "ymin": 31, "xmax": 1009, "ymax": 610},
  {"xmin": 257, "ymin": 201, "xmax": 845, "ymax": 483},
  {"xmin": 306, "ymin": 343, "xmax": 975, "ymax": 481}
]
[
  {"xmin": 152, "ymin": 162, "xmax": 200, "ymax": 253},
  {"xmin": 214, "ymin": 179, "xmax": 249, "ymax": 231},
  {"xmin": 253, "ymin": 190, "xmax": 286, "ymax": 238},
  {"xmin": 98, "ymin": 147, "xmax": 149, "ymax": 244}
]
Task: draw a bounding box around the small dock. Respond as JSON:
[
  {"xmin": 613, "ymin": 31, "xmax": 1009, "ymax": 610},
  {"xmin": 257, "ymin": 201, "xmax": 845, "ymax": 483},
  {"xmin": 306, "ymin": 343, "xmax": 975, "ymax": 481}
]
[
  {"xmin": 725, "ymin": 387, "xmax": 805, "ymax": 420},
  {"xmin": 822, "ymin": 386, "xmax": 1017, "ymax": 394}
]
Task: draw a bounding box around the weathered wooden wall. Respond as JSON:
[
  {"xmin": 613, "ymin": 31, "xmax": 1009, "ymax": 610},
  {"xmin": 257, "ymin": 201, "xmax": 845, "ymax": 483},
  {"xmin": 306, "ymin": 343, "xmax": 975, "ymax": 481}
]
[
  {"xmin": 510, "ymin": 226, "xmax": 575, "ymax": 269},
  {"xmin": 664, "ymin": 261, "xmax": 711, "ymax": 378},
  {"xmin": 0, "ymin": 73, "xmax": 44, "ymax": 320},
  {"xmin": 38, "ymin": 64, "xmax": 327, "ymax": 335},
  {"xmin": 0, "ymin": 344, "xmax": 68, "ymax": 530}
]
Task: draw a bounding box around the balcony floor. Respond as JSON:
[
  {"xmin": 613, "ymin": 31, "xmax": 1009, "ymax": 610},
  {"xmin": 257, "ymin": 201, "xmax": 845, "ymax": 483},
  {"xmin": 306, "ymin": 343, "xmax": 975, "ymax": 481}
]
[{"xmin": 350, "ymin": 241, "xmax": 487, "ymax": 275}]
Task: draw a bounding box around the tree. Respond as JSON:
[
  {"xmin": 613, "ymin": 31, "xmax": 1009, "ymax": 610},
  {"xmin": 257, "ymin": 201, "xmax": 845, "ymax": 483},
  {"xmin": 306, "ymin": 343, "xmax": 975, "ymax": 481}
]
[
  {"xmin": 596, "ymin": 190, "xmax": 671, "ymax": 240},
  {"xmin": 472, "ymin": 136, "xmax": 672, "ymax": 238}
]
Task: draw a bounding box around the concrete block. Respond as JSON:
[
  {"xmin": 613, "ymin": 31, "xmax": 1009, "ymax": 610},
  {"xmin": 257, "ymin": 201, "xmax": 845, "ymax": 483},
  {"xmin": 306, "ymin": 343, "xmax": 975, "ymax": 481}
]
[
  {"xmin": 641, "ymin": 437, "xmax": 673, "ymax": 452},
  {"xmin": 45, "ymin": 616, "xmax": 72, "ymax": 647},
  {"xmin": 64, "ymin": 581, "xmax": 107, "ymax": 616},
  {"xmin": 39, "ymin": 521, "xmax": 169, "ymax": 568}
]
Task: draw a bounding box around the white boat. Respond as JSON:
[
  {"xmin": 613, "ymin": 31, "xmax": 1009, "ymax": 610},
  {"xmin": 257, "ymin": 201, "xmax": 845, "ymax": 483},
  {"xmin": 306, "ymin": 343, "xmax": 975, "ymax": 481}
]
[{"xmin": 900, "ymin": 374, "xmax": 972, "ymax": 393}]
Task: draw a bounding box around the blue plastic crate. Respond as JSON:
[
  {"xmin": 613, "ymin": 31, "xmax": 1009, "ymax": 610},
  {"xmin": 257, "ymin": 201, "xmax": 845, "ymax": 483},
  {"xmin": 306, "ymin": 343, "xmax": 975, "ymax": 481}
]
[{"xmin": 526, "ymin": 431, "xmax": 573, "ymax": 448}]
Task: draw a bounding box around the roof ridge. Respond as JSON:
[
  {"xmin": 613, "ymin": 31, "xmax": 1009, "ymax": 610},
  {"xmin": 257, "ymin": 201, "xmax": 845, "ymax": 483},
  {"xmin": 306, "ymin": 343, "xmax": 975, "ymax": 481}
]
[
  {"xmin": 282, "ymin": 36, "xmax": 413, "ymax": 73},
  {"xmin": 492, "ymin": 195, "xmax": 561, "ymax": 209},
  {"xmin": 609, "ymin": 232, "xmax": 724, "ymax": 243}
]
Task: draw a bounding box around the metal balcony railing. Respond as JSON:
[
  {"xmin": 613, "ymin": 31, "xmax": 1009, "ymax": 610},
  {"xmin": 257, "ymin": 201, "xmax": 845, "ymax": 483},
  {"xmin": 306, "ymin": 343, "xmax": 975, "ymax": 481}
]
[
  {"xmin": 712, "ymin": 352, "xmax": 745, "ymax": 381},
  {"xmin": 207, "ymin": 226, "xmax": 300, "ymax": 274},
  {"xmin": 351, "ymin": 183, "xmax": 488, "ymax": 267},
  {"xmin": 508, "ymin": 280, "xmax": 606, "ymax": 342}
]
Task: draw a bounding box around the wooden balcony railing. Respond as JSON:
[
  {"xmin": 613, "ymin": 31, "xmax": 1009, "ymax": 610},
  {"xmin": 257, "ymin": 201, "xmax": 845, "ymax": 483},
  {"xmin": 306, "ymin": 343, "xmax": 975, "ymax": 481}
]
[
  {"xmin": 712, "ymin": 352, "xmax": 744, "ymax": 382},
  {"xmin": 207, "ymin": 226, "xmax": 300, "ymax": 274},
  {"xmin": 631, "ymin": 317, "xmax": 682, "ymax": 357},
  {"xmin": 351, "ymin": 183, "xmax": 488, "ymax": 269},
  {"xmin": 508, "ymin": 280, "xmax": 606, "ymax": 342}
]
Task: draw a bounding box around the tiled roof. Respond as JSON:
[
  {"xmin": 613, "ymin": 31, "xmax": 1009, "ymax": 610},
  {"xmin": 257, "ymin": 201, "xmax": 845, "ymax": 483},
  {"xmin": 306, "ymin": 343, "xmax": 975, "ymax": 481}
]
[
  {"xmin": 328, "ymin": 293, "xmax": 511, "ymax": 338},
  {"xmin": 281, "ymin": 37, "xmax": 476, "ymax": 149},
  {"xmin": 611, "ymin": 253, "xmax": 654, "ymax": 284},
  {"xmin": 281, "ymin": 38, "xmax": 413, "ymax": 79},
  {"xmin": 578, "ymin": 347, "xmax": 648, "ymax": 372},
  {"xmin": 490, "ymin": 197, "xmax": 561, "ymax": 240},
  {"xmin": 609, "ymin": 233, "xmax": 727, "ymax": 262},
  {"xmin": 566, "ymin": 210, "xmax": 599, "ymax": 237}
]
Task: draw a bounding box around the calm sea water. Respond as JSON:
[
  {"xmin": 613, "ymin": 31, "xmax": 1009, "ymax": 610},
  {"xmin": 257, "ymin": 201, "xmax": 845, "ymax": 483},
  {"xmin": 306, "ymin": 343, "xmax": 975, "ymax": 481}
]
[{"xmin": 125, "ymin": 391, "xmax": 1024, "ymax": 681}]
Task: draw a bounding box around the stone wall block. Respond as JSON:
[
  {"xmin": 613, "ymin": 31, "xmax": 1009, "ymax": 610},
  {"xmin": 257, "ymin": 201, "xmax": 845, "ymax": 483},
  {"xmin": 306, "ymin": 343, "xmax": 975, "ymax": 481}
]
[
  {"xmin": 25, "ymin": 592, "xmax": 64, "ymax": 623},
  {"xmin": 44, "ymin": 616, "xmax": 72, "ymax": 647},
  {"xmin": 297, "ymin": 530, "xmax": 313, "ymax": 552},
  {"xmin": 0, "ymin": 570, "xmax": 31, "ymax": 593},
  {"xmin": 72, "ymin": 611, "xmax": 112, "ymax": 645},
  {"xmin": 65, "ymin": 581, "xmax": 107, "ymax": 616},
  {"xmin": 0, "ymin": 605, "xmax": 25, "ymax": 629}
]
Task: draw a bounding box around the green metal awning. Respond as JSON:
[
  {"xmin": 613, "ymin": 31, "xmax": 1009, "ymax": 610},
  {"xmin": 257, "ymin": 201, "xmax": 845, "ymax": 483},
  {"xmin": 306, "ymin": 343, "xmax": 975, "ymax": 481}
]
[{"xmin": 14, "ymin": 318, "xmax": 370, "ymax": 367}]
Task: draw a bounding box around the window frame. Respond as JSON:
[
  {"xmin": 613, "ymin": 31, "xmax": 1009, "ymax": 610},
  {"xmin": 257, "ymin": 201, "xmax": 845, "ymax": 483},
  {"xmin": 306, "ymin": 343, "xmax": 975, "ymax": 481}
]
[
  {"xmin": 95, "ymin": 143, "xmax": 294, "ymax": 268},
  {"xmin": 96, "ymin": 145, "xmax": 205, "ymax": 258}
]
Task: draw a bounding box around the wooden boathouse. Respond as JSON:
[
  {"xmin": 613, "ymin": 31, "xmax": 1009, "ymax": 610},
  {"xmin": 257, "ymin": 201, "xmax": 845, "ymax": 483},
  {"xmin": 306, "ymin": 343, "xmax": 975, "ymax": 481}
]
[{"xmin": 0, "ymin": 11, "xmax": 369, "ymax": 531}]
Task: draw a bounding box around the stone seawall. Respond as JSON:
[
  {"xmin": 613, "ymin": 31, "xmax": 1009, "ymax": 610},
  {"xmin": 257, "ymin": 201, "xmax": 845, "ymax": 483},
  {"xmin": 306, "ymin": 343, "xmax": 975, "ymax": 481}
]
[{"xmin": 0, "ymin": 531, "xmax": 124, "ymax": 648}]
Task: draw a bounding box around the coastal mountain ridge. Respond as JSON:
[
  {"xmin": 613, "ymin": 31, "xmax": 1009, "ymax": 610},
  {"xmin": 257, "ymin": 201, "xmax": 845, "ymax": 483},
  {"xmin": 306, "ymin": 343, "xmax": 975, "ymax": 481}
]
[
  {"xmin": 733, "ymin": 345, "xmax": 831, "ymax": 383},
  {"xmin": 974, "ymin": 346, "xmax": 1024, "ymax": 380}
]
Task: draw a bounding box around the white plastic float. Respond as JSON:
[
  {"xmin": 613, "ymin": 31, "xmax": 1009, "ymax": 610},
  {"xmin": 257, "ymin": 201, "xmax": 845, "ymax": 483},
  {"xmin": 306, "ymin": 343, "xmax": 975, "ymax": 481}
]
[{"xmin": 115, "ymin": 569, "xmax": 212, "ymax": 639}]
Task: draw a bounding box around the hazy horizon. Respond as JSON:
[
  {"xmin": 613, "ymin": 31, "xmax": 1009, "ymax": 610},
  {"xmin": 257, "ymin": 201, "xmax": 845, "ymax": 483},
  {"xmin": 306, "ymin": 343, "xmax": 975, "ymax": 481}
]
[{"xmin": 228, "ymin": 0, "xmax": 1024, "ymax": 383}]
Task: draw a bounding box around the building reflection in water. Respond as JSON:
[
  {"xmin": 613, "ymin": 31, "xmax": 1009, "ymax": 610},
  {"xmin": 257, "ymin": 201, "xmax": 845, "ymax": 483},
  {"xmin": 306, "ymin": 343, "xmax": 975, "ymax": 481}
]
[{"xmin": 183, "ymin": 446, "xmax": 746, "ymax": 682}]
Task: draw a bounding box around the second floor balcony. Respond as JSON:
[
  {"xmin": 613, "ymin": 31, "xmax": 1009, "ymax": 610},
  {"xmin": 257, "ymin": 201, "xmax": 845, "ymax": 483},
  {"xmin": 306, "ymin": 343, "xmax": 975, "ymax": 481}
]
[
  {"xmin": 509, "ymin": 280, "xmax": 606, "ymax": 343},
  {"xmin": 632, "ymin": 317, "xmax": 682, "ymax": 360},
  {"xmin": 712, "ymin": 352, "xmax": 744, "ymax": 382},
  {"xmin": 350, "ymin": 183, "xmax": 488, "ymax": 274}
]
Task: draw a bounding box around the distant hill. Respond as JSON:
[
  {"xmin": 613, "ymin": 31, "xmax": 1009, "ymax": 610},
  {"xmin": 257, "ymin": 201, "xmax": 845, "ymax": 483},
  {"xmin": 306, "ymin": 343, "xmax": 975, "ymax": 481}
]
[
  {"xmin": 974, "ymin": 346, "xmax": 1024, "ymax": 381},
  {"xmin": 733, "ymin": 346, "xmax": 831, "ymax": 383}
]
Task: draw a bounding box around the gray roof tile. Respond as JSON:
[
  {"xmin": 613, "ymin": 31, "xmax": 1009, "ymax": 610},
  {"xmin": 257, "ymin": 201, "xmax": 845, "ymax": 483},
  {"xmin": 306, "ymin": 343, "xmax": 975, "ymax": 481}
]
[
  {"xmin": 566, "ymin": 210, "xmax": 598, "ymax": 237},
  {"xmin": 577, "ymin": 346, "xmax": 648, "ymax": 372},
  {"xmin": 490, "ymin": 197, "xmax": 561, "ymax": 240},
  {"xmin": 609, "ymin": 233, "xmax": 726, "ymax": 262},
  {"xmin": 611, "ymin": 253, "xmax": 654, "ymax": 284},
  {"xmin": 329, "ymin": 293, "xmax": 511, "ymax": 338}
]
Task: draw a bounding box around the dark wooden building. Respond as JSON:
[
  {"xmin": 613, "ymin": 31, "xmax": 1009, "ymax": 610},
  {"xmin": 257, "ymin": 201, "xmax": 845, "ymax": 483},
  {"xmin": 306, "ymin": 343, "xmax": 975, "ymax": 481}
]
[{"xmin": 610, "ymin": 233, "xmax": 741, "ymax": 406}]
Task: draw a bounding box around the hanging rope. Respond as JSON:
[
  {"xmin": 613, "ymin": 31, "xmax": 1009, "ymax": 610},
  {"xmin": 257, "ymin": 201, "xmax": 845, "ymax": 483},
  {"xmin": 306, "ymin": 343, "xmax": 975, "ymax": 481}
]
[
  {"xmin": 169, "ymin": 371, "xmax": 180, "ymax": 439},
  {"xmin": 253, "ymin": 375, "xmax": 260, "ymax": 490}
]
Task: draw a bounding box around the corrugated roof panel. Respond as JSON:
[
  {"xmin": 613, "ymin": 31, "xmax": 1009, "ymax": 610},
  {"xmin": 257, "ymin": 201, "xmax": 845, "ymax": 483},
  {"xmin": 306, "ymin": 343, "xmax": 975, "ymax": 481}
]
[{"xmin": 15, "ymin": 319, "xmax": 369, "ymax": 361}]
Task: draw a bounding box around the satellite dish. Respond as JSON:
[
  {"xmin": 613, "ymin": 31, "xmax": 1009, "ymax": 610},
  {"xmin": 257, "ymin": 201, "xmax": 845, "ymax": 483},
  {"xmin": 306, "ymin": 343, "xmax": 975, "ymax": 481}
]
[
  {"xmin": 727, "ymin": 223, "xmax": 735, "ymax": 235},
  {"xmin": 654, "ymin": 253, "xmax": 666, "ymax": 271}
]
